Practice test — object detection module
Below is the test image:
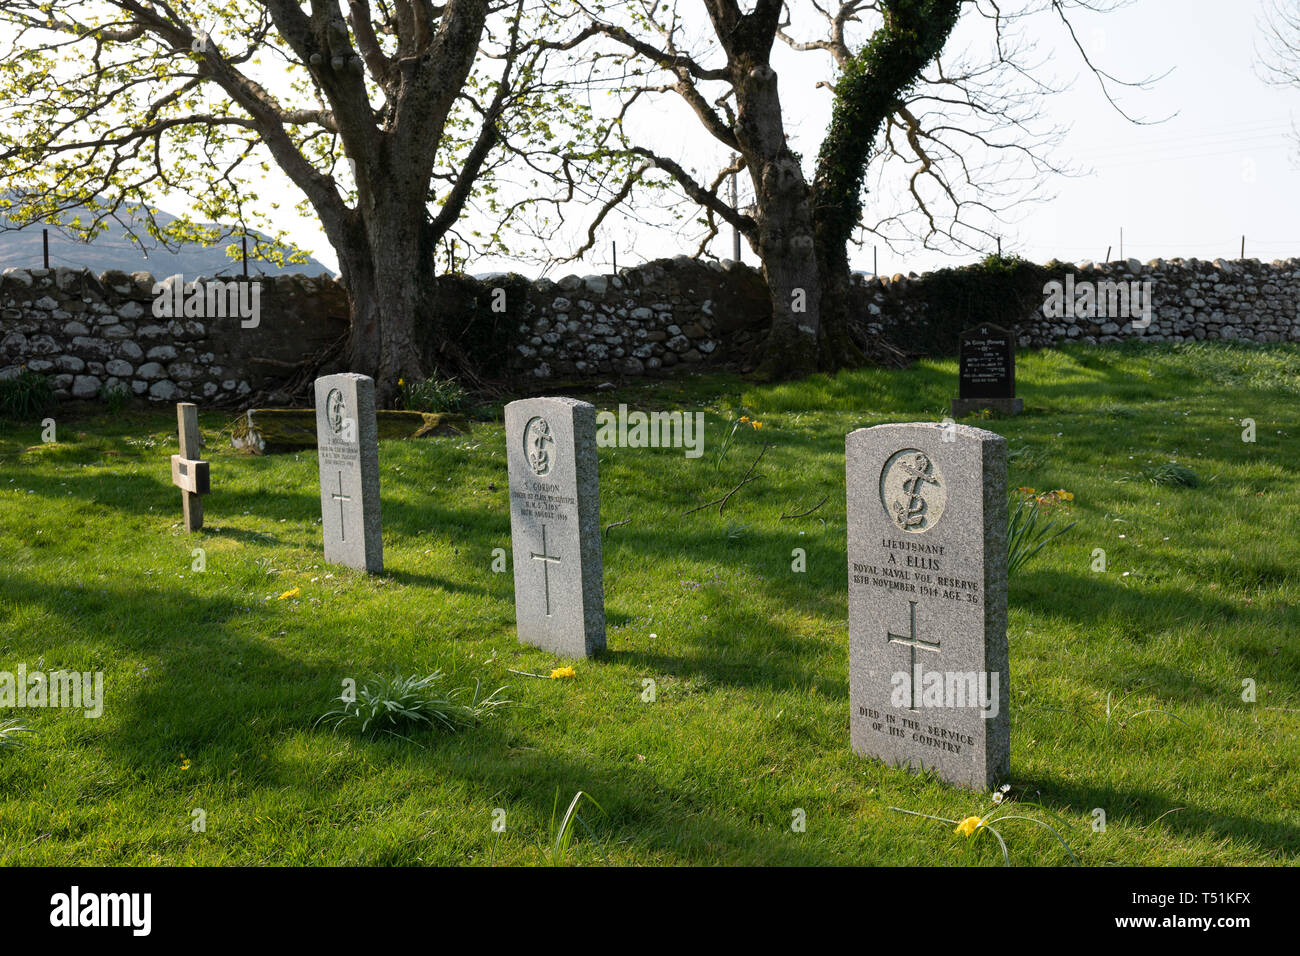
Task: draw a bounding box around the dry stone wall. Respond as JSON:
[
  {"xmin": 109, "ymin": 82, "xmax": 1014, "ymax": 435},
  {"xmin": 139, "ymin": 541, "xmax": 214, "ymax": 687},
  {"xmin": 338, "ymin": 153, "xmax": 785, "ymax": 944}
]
[
  {"xmin": 0, "ymin": 266, "xmax": 348, "ymax": 403},
  {"xmin": 855, "ymin": 257, "xmax": 1300, "ymax": 348},
  {"xmin": 3, "ymin": 255, "xmax": 1297, "ymax": 405},
  {"xmin": 509, "ymin": 255, "xmax": 769, "ymax": 379}
]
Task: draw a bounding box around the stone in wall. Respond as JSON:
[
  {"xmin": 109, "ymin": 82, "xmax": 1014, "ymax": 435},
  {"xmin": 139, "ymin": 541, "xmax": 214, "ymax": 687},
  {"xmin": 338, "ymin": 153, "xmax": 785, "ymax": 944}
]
[
  {"xmin": 5, "ymin": 254, "xmax": 1297, "ymax": 406},
  {"xmin": 849, "ymin": 256, "xmax": 1300, "ymax": 354},
  {"xmin": 511, "ymin": 256, "xmax": 769, "ymax": 380},
  {"xmin": 0, "ymin": 267, "xmax": 349, "ymax": 403}
]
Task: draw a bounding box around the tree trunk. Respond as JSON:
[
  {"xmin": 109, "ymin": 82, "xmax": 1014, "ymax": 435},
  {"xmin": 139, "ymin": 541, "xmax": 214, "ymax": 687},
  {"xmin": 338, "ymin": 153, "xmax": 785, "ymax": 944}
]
[
  {"xmin": 729, "ymin": 62, "xmax": 822, "ymax": 380},
  {"xmin": 751, "ymin": 165, "xmax": 821, "ymax": 380},
  {"xmin": 805, "ymin": 0, "xmax": 965, "ymax": 373},
  {"xmin": 332, "ymin": 201, "xmax": 431, "ymax": 407},
  {"xmin": 813, "ymin": 229, "xmax": 866, "ymax": 370}
]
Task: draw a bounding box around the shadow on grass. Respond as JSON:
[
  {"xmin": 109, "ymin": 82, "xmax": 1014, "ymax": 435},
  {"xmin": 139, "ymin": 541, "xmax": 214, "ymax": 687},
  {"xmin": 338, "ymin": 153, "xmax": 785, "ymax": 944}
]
[
  {"xmin": 1014, "ymin": 570, "xmax": 1300, "ymax": 703},
  {"xmin": 604, "ymin": 623, "xmax": 841, "ymax": 700},
  {"xmin": 384, "ymin": 566, "xmax": 495, "ymax": 598},
  {"xmin": 319, "ymin": 720, "xmax": 854, "ymax": 866},
  {"xmin": 0, "ymin": 556, "xmax": 848, "ymax": 864},
  {"xmin": 0, "ymin": 568, "xmax": 348, "ymax": 758},
  {"xmin": 1015, "ymin": 770, "xmax": 1300, "ymax": 859},
  {"xmin": 199, "ymin": 525, "xmax": 292, "ymax": 546}
]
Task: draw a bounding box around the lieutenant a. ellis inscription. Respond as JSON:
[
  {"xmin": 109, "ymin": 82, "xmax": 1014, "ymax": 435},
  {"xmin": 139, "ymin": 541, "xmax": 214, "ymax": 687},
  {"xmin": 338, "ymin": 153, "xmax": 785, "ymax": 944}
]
[
  {"xmin": 847, "ymin": 421, "xmax": 1010, "ymax": 791},
  {"xmin": 848, "ymin": 538, "xmax": 982, "ymax": 603}
]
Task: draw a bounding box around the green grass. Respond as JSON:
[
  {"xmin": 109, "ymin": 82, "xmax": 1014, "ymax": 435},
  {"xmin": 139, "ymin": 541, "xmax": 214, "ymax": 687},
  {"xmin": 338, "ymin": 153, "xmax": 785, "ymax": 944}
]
[{"xmin": 0, "ymin": 339, "xmax": 1297, "ymax": 866}]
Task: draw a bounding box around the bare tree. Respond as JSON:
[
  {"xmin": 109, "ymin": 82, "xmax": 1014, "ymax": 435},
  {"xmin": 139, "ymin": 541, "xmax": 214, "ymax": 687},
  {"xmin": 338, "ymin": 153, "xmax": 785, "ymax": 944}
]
[
  {"xmin": 1258, "ymin": 0, "xmax": 1300, "ymax": 164},
  {"xmin": 550, "ymin": 0, "xmax": 1159, "ymax": 377},
  {"xmin": 1259, "ymin": 0, "xmax": 1300, "ymax": 86},
  {"xmin": 0, "ymin": 0, "xmax": 605, "ymax": 403}
]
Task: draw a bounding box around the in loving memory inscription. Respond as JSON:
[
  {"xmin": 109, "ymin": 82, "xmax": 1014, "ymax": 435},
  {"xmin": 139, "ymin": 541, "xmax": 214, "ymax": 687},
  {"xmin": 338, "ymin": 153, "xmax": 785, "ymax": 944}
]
[
  {"xmin": 958, "ymin": 324, "xmax": 1015, "ymax": 399},
  {"xmin": 847, "ymin": 422, "xmax": 1010, "ymax": 791},
  {"xmin": 506, "ymin": 397, "xmax": 605, "ymax": 659},
  {"xmin": 953, "ymin": 324, "xmax": 1022, "ymax": 417}
]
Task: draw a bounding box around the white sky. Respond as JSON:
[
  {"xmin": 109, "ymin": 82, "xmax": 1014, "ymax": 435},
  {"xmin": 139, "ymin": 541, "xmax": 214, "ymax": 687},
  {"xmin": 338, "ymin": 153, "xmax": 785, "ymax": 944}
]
[
  {"xmin": 993, "ymin": 0, "xmax": 1300, "ymax": 271},
  {"xmin": 103, "ymin": 0, "xmax": 1300, "ymax": 278}
]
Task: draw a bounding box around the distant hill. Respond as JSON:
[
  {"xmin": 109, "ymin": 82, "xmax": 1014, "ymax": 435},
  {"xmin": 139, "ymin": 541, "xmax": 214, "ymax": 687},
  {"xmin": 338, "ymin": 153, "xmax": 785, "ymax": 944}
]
[{"xmin": 0, "ymin": 195, "xmax": 335, "ymax": 277}]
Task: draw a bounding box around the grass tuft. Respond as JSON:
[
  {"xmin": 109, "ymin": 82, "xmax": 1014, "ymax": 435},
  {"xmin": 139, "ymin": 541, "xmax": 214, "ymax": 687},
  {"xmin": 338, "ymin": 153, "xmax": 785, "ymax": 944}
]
[
  {"xmin": 1145, "ymin": 462, "xmax": 1202, "ymax": 487},
  {"xmin": 1007, "ymin": 492, "xmax": 1076, "ymax": 576},
  {"xmin": 544, "ymin": 790, "xmax": 606, "ymax": 866},
  {"xmin": 315, "ymin": 671, "xmax": 512, "ymax": 738},
  {"xmin": 0, "ymin": 369, "xmax": 56, "ymax": 419},
  {"xmin": 0, "ymin": 718, "xmax": 36, "ymax": 752},
  {"xmin": 400, "ymin": 377, "xmax": 470, "ymax": 413}
]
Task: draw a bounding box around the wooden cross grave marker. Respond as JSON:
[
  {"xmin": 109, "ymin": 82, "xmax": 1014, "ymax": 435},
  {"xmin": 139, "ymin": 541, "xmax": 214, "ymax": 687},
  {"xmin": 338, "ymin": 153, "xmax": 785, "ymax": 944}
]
[{"xmin": 170, "ymin": 402, "xmax": 210, "ymax": 532}]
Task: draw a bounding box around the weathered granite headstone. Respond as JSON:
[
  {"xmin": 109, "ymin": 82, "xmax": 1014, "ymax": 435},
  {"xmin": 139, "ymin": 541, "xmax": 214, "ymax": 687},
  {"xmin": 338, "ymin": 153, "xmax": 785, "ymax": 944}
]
[
  {"xmin": 847, "ymin": 422, "xmax": 1009, "ymax": 790},
  {"xmin": 505, "ymin": 397, "xmax": 605, "ymax": 658},
  {"xmin": 952, "ymin": 324, "xmax": 1022, "ymax": 417},
  {"xmin": 314, "ymin": 373, "xmax": 382, "ymax": 573},
  {"xmin": 171, "ymin": 403, "xmax": 209, "ymax": 532}
]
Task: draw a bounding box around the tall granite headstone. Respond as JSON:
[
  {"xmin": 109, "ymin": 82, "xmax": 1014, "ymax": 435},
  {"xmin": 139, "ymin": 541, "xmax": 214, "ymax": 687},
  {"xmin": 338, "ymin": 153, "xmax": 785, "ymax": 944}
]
[
  {"xmin": 847, "ymin": 422, "xmax": 1009, "ymax": 790},
  {"xmin": 314, "ymin": 373, "xmax": 383, "ymax": 573},
  {"xmin": 505, "ymin": 397, "xmax": 605, "ymax": 658},
  {"xmin": 952, "ymin": 324, "xmax": 1022, "ymax": 417}
]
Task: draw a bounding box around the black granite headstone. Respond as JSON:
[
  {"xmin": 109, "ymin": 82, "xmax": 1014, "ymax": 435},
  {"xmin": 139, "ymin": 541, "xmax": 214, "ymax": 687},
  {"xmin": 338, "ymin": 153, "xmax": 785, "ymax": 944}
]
[{"xmin": 958, "ymin": 325, "xmax": 1015, "ymax": 400}]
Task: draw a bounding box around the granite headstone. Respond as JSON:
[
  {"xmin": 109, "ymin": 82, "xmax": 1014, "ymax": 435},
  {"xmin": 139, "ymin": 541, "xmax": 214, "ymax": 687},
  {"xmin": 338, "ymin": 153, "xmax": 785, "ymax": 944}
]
[
  {"xmin": 847, "ymin": 421, "xmax": 1009, "ymax": 790},
  {"xmin": 953, "ymin": 324, "xmax": 1022, "ymax": 416},
  {"xmin": 505, "ymin": 397, "xmax": 605, "ymax": 658},
  {"xmin": 314, "ymin": 373, "xmax": 383, "ymax": 573}
]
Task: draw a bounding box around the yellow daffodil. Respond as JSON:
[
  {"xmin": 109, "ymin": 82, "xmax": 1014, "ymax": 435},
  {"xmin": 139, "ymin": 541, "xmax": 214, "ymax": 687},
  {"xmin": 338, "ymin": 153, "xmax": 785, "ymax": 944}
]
[
  {"xmin": 739, "ymin": 415, "xmax": 750, "ymax": 423},
  {"xmin": 1017, "ymin": 486, "xmax": 1035, "ymax": 495},
  {"xmin": 276, "ymin": 587, "xmax": 300, "ymax": 600},
  {"xmin": 550, "ymin": 666, "xmax": 576, "ymax": 679},
  {"xmin": 1057, "ymin": 490, "xmax": 1074, "ymax": 501},
  {"xmin": 953, "ymin": 816, "xmax": 984, "ymax": 837},
  {"xmin": 180, "ymin": 758, "xmax": 191, "ymax": 771},
  {"xmin": 752, "ymin": 421, "xmax": 763, "ymax": 430},
  {"xmin": 398, "ymin": 378, "xmax": 405, "ymax": 386}
]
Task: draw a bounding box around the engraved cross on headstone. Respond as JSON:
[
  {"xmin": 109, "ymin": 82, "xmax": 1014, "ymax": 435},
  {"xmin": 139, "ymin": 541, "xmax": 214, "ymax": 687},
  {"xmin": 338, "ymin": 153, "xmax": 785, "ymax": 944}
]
[
  {"xmin": 887, "ymin": 600, "xmax": 942, "ymax": 712},
  {"xmin": 529, "ymin": 524, "xmax": 562, "ymax": 616},
  {"xmin": 330, "ymin": 470, "xmax": 351, "ymax": 542}
]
